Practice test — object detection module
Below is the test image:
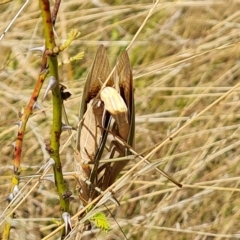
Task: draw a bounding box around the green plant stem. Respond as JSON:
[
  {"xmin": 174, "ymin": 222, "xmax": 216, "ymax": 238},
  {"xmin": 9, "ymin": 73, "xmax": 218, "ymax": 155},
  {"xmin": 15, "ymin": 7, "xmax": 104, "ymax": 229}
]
[{"xmin": 39, "ymin": 0, "xmax": 69, "ymax": 238}]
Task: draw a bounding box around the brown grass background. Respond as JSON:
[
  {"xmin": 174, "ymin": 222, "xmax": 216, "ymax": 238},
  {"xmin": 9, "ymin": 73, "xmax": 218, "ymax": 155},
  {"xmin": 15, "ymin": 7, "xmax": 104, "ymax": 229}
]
[{"xmin": 1, "ymin": 0, "xmax": 240, "ymax": 239}]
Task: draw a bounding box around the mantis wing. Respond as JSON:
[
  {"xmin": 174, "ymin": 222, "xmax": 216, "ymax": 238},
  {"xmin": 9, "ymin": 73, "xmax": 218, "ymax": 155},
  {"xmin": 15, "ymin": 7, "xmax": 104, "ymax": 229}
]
[
  {"xmin": 76, "ymin": 45, "xmax": 113, "ymax": 203},
  {"xmin": 107, "ymin": 50, "xmax": 135, "ymax": 185},
  {"xmin": 77, "ymin": 45, "xmax": 113, "ymax": 151}
]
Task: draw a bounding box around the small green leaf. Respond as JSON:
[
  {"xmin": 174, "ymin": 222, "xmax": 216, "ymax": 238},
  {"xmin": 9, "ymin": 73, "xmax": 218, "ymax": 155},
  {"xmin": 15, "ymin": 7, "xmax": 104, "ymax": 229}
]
[
  {"xmin": 58, "ymin": 52, "xmax": 84, "ymax": 66},
  {"xmin": 90, "ymin": 212, "xmax": 111, "ymax": 232},
  {"xmin": 60, "ymin": 29, "xmax": 80, "ymax": 51}
]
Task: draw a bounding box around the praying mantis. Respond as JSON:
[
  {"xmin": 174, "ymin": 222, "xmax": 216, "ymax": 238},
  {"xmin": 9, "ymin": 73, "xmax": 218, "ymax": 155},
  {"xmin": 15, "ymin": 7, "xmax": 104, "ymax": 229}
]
[
  {"xmin": 75, "ymin": 45, "xmax": 181, "ymax": 206},
  {"xmin": 75, "ymin": 45, "xmax": 134, "ymax": 205}
]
